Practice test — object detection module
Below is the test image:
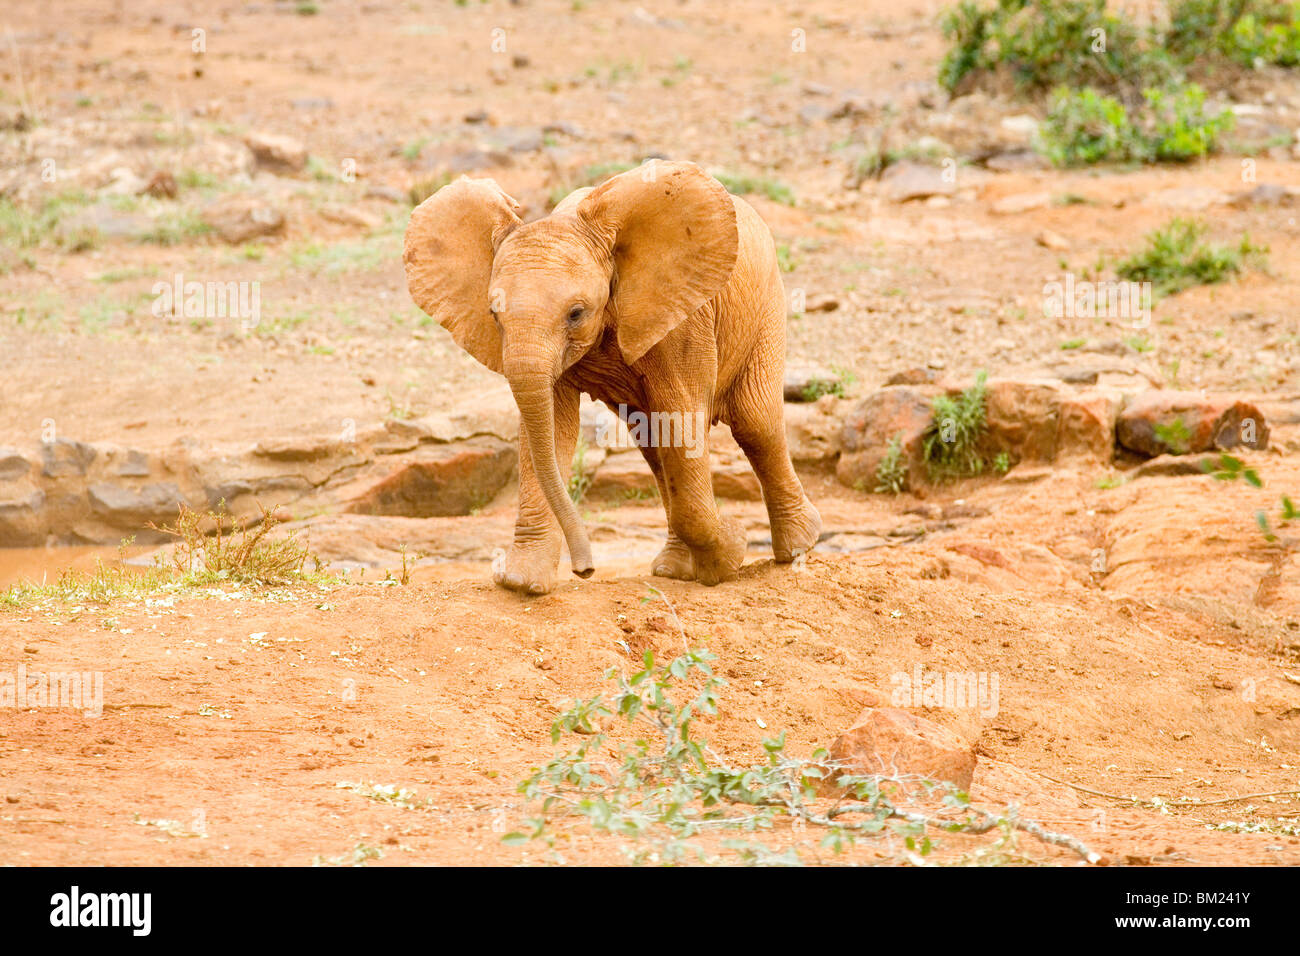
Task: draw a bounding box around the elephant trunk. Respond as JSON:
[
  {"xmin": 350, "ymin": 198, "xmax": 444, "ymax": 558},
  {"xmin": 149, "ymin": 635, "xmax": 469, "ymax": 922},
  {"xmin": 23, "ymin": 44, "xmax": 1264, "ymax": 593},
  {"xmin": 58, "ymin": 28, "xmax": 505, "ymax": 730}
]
[{"xmin": 507, "ymin": 372, "xmax": 594, "ymax": 579}]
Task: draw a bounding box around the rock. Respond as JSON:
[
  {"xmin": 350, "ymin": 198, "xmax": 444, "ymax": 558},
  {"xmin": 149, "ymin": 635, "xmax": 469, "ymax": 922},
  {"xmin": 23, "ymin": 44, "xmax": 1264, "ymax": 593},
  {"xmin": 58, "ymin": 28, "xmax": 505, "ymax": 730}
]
[
  {"xmin": 1132, "ymin": 454, "xmax": 1218, "ymax": 479},
  {"xmin": 999, "ymin": 114, "xmax": 1039, "ymax": 141},
  {"xmin": 243, "ymin": 131, "xmax": 308, "ymax": 173},
  {"xmin": 1035, "ymin": 229, "xmax": 1070, "ymax": 251},
  {"xmin": 56, "ymin": 205, "xmax": 151, "ymax": 245},
  {"xmin": 254, "ymin": 437, "xmax": 346, "ymax": 463},
  {"xmin": 1228, "ymin": 184, "xmax": 1295, "ymax": 207},
  {"xmin": 42, "ymin": 439, "xmax": 97, "ymax": 478},
  {"xmin": 101, "ymin": 166, "xmax": 147, "ymax": 196},
  {"xmin": 798, "ymin": 103, "xmax": 833, "ymax": 124},
  {"xmin": 881, "ymin": 161, "xmax": 955, "ymax": 203},
  {"xmin": 1057, "ymin": 391, "xmax": 1119, "ymax": 462},
  {"xmin": 344, "ymin": 439, "xmax": 516, "ymax": 517},
  {"xmin": 1116, "ymin": 392, "xmax": 1271, "ymax": 457},
  {"xmin": 981, "ymin": 148, "xmax": 1047, "ymax": 172},
  {"xmin": 710, "ymin": 456, "xmax": 762, "ymax": 501},
  {"xmin": 486, "ymin": 127, "xmax": 544, "ymax": 153},
  {"xmin": 140, "ymin": 170, "xmax": 178, "ymax": 199},
  {"xmin": 884, "ymin": 367, "xmax": 939, "ymax": 387},
  {"xmin": 784, "ymin": 365, "xmax": 844, "ymax": 402},
  {"xmin": 88, "ymin": 482, "xmax": 188, "ymax": 528},
  {"xmin": 365, "ymin": 185, "xmax": 408, "ymax": 203},
  {"xmin": 202, "ymin": 197, "xmax": 286, "ymax": 244},
  {"xmin": 320, "ymin": 204, "xmax": 382, "ymax": 231},
  {"xmin": 990, "ymin": 190, "xmax": 1051, "ymax": 215},
  {"xmin": 827, "ymin": 707, "xmax": 977, "ymax": 792},
  {"xmin": 0, "ymin": 449, "xmax": 33, "ymax": 482},
  {"xmin": 586, "ymin": 453, "xmax": 658, "ymax": 501},
  {"xmin": 0, "ymin": 488, "xmax": 45, "ymax": 546},
  {"xmin": 836, "ymin": 386, "xmax": 935, "ymax": 491},
  {"xmin": 803, "ymin": 293, "xmax": 840, "ymax": 313},
  {"xmin": 1146, "ymin": 186, "xmax": 1228, "ymax": 210},
  {"xmin": 784, "ymin": 397, "xmax": 843, "ymax": 465},
  {"xmin": 982, "ymin": 379, "xmax": 1062, "ymax": 463},
  {"xmin": 116, "ymin": 449, "xmax": 152, "ymax": 478}
]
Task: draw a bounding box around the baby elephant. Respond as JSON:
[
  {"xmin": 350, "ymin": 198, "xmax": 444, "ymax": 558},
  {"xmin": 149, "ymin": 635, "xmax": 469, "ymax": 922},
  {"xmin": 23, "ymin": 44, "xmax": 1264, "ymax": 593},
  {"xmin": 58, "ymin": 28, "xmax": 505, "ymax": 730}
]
[{"xmin": 403, "ymin": 160, "xmax": 820, "ymax": 594}]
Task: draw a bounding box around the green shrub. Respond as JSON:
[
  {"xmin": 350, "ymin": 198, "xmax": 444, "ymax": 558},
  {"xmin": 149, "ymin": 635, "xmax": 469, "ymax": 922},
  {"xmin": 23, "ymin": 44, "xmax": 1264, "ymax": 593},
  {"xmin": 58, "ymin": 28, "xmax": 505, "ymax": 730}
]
[
  {"xmin": 1039, "ymin": 88, "xmax": 1139, "ymax": 165},
  {"xmin": 1038, "ymin": 84, "xmax": 1233, "ymax": 165},
  {"xmin": 1142, "ymin": 84, "xmax": 1236, "ymax": 160},
  {"xmin": 923, "ymin": 371, "xmax": 989, "ymax": 480},
  {"xmin": 1117, "ymin": 218, "xmax": 1267, "ymax": 295}
]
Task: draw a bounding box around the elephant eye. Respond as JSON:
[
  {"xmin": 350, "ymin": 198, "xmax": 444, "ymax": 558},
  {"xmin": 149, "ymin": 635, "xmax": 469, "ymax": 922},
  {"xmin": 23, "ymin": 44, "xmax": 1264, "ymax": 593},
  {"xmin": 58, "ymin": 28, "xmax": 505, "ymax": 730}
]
[{"xmin": 566, "ymin": 304, "xmax": 585, "ymax": 323}]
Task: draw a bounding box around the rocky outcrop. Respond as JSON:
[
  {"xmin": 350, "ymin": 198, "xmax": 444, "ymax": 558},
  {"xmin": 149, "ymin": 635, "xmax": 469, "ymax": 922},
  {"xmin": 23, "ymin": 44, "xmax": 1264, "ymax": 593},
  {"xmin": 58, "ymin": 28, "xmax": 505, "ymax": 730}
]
[
  {"xmin": 827, "ymin": 707, "xmax": 977, "ymax": 791},
  {"xmin": 1116, "ymin": 392, "xmax": 1271, "ymax": 457}
]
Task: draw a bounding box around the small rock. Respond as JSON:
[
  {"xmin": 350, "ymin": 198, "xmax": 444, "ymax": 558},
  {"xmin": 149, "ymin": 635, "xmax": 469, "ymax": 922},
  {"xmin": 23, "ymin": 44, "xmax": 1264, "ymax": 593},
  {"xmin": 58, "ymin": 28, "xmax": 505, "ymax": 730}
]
[
  {"xmin": 202, "ymin": 196, "xmax": 286, "ymax": 244},
  {"xmin": 1117, "ymin": 392, "xmax": 1271, "ymax": 457},
  {"xmin": 836, "ymin": 386, "xmax": 936, "ymax": 491},
  {"xmin": 139, "ymin": 170, "xmax": 178, "ymax": 199},
  {"xmin": 42, "ymin": 439, "xmax": 97, "ymax": 478},
  {"xmin": 1146, "ymin": 186, "xmax": 1228, "ymax": 210},
  {"xmin": 881, "ymin": 161, "xmax": 955, "ymax": 203},
  {"xmin": 1035, "ymin": 229, "xmax": 1070, "ymax": 251},
  {"xmin": 320, "ymin": 204, "xmax": 381, "ymax": 231},
  {"xmin": 88, "ymin": 482, "xmax": 189, "ymax": 528},
  {"xmin": 344, "ymin": 440, "xmax": 516, "ymax": 517},
  {"xmin": 243, "ymin": 131, "xmax": 308, "ymax": 173},
  {"xmin": 1228, "ymin": 184, "xmax": 1295, "ymax": 207},
  {"xmin": 784, "ymin": 365, "xmax": 843, "ymax": 402},
  {"xmin": 990, "ymin": 191, "xmax": 1051, "ymax": 215},
  {"xmin": 827, "ymin": 707, "xmax": 977, "ymax": 792}
]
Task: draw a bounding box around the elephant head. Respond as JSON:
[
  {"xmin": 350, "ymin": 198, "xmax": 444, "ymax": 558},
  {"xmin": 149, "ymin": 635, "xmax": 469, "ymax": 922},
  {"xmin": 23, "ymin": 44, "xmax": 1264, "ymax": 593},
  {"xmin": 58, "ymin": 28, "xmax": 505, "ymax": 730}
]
[{"xmin": 403, "ymin": 161, "xmax": 738, "ymax": 580}]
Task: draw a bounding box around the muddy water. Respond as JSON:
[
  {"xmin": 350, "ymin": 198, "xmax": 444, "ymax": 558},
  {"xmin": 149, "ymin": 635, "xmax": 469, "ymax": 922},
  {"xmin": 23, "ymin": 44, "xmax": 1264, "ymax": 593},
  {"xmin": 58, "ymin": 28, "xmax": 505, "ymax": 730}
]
[{"xmin": 0, "ymin": 545, "xmax": 151, "ymax": 588}]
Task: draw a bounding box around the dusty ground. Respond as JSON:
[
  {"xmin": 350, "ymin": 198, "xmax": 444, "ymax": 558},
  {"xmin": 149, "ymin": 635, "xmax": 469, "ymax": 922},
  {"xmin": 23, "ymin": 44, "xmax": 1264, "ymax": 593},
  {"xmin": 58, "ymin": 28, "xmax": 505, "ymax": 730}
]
[{"xmin": 2, "ymin": 0, "xmax": 1300, "ymax": 865}]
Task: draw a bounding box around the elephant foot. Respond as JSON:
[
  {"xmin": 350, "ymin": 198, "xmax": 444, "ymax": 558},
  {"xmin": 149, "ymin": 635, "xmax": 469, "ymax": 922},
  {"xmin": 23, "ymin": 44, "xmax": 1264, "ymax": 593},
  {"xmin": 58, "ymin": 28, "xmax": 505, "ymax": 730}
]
[
  {"xmin": 772, "ymin": 496, "xmax": 822, "ymax": 563},
  {"xmin": 651, "ymin": 538, "xmax": 696, "ymax": 581},
  {"xmin": 492, "ymin": 539, "xmax": 560, "ymax": 595},
  {"xmin": 689, "ymin": 515, "xmax": 747, "ymax": 586}
]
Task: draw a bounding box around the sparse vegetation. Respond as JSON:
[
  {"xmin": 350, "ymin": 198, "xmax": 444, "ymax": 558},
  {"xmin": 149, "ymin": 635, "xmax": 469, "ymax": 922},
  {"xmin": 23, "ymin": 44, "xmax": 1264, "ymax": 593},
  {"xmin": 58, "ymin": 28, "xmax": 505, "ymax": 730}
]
[
  {"xmin": 923, "ymin": 371, "xmax": 990, "ymax": 480},
  {"xmin": 507, "ymin": 635, "xmax": 1096, "ymax": 865},
  {"xmin": 713, "ymin": 171, "xmax": 796, "ymax": 206},
  {"xmin": 800, "ymin": 366, "xmax": 856, "ymax": 401},
  {"xmin": 1117, "ymin": 219, "xmax": 1267, "ymax": 295},
  {"xmin": 941, "ymin": 0, "xmax": 1294, "ymax": 166},
  {"xmin": 874, "ymin": 435, "xmax": 909, "ymax": 494},
  {"xmin": 568, "ymin": 437, "xmax": 594, "ymax": 504}
]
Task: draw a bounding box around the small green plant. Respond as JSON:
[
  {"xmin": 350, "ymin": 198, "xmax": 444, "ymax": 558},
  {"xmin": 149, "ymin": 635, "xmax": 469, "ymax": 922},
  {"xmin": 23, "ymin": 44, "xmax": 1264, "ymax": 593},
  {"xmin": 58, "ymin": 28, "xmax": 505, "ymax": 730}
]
[
  {"xmin": 148, "ymin": 503, "xmax": 317, "ymax": 585},
  {"xmin": 408, "ymin": 172, "xmax": 453, "ymax": 206},
  {"xmin": 506, "ymin": 636, "xmax": 1097, "ymax": 865},
  {"xmin": 1153, "ymin": 418, "xmax": 1194, "ymax": 455},
  {"xmin": 923, "ymin": 371, "xmax": 989, "ymax": 480},
  {"xmin": 713, "ymin": 172, "xmax": 795, "ymax": 206},
  {"xmin": 1202, "ymin": 453, "xmax": 1296, "ymax": 544},
  {"xmin": 568, "ymin": 437, "xmax": 594, "ymax": 504},
  {"xmin": 800, "ymin": 366, "xmax": 856, "ymax": 401},
  {"xmin": 1117, "ymin": 219, "xmax": 1267, "ymax": 295},
  {"xmin": 874, "ymin": 435, "xmax": 909, "ymax": 494}
]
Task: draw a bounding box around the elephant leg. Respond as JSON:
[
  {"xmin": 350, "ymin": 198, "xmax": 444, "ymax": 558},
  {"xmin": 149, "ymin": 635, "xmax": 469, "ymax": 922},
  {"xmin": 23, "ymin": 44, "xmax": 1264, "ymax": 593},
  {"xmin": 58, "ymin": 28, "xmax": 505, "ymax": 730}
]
[
  {"xmin": 637, "ymin": 440, "xmax": 695, "ymax": 580},
  {"xmin": 494, "ymin": 382, "xmax": 580, "ymax": 595},
  {"xmin": 728, "ymin": 374, "xmax": 822, "ymax": 563},
  {"xmin": 652, "ymin": 410, "xmax": 746, "ymax": 586}
]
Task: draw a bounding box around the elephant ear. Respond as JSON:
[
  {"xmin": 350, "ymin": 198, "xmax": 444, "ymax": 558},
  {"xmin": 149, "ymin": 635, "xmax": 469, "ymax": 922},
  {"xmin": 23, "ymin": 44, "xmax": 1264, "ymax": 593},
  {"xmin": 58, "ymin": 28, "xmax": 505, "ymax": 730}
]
[
  {"xmin": 403, "ymin": 176, "xmax": 521, "ymax": 374},
  {"xmin": 577, "ymin": 162, "xmax": 738, "ymax": 365}
]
